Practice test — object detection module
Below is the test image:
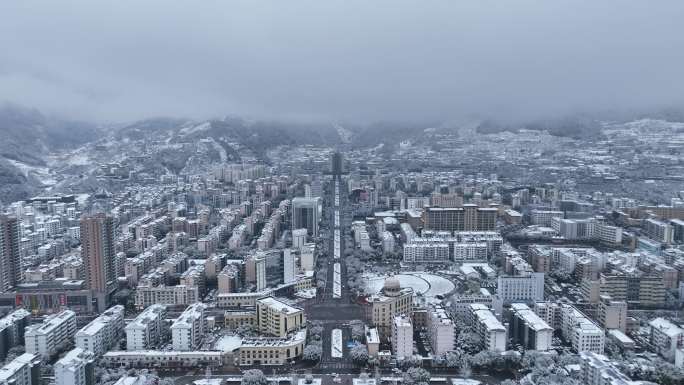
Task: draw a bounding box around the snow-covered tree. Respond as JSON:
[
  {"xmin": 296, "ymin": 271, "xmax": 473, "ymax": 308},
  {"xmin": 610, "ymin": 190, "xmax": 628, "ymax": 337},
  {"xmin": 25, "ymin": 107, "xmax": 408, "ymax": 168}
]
[
  {"xmin": 2, "ymin": 346, "xmax": 25, "ymax": 364},
  {"xmin": 442, "ymin": 350, "xmax": 466, "ymax": 369},
  {"xmin": 241, "ymin": 369, "xmax": 268, "ymax": 385},
  {"xmin": 456, "ymin": 332, "xmax": 482, "ymax": 354},
  {"xmin": 521, "ymin": 351, "xmax": 554, "ymax": 372},
  {"xmin": 469, "ymin": 351, "xmax": 501, "ymax": 370},
  {"xmin": 402, "ymin": 367, "xmax": 430, "ymax": 385},
  {"xmin": 309, "ymin": 321, "xmax": 324, "ymax": 338},
  {"xmin": 303, "ymin": 344, "xmax": 322, "ymax": 362},
  {"xmin": 350, "ymin": 344, "xmax": 369, "ymax": 364},
  {"xmin": 398, "ymin": 355, "xmax": 422, "ymax": 369},
  {"xmin": 349, "ymin": 319, "xmax": 366, "ymax": 341},
  {"xmin": 236, "ymin": 324, "xmax": 257, "ymax": 337}
]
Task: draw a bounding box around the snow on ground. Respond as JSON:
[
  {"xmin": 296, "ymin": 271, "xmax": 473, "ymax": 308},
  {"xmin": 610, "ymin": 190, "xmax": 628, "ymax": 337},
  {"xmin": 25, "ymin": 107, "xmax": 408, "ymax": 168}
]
[
  {"xmin": 76, "ymin": 194, "xmax": 90, "ymax": 206},
  {"xmin": 295, "ymin": 288, "xmax": 317, "ymax": 299},
  {"xmin": 6, "ymin": 159, "xmax": 57, "ymax": 186},
  {"xmin": 66, "ymin": 152, "xmax": 90, "ymax": 166},
  {"xmin": 181, "ymin": 121, "xmax": 212, "ymax": 135},
  {"xmin": 333, "ymin": 263, "xmax": 342, "ymax": 298},
  {"xmin": 208, "ymin": 138, "xmax": 228, "ymax": 162},
  {"xmin": 194, "ymin": 380, "xmax": 223, "ymax": 385},
  {"xmin": 213, "ymin": 335, "xmax": 242, "ymax": 352},
  {"xmin": 413, "ymin": 272, "xmax": 456, "ymax": 295},
  {"xmin": 333, "ymin": 123, "xmax": 352, "ymax": 144},
  {"xmin": 332, "ymin": 329, "xmax": 343, "ymax": 358},
  {"xmin": 363, "ymin": 272, "xmax": 455, "ymax": 299},
  {"xmin": 334, "ymin": 230, "xmax": 340, "ymax": 259},
  {"xmin": 7, "ymin": 159, "xmax": 49, "ymax": 176}
]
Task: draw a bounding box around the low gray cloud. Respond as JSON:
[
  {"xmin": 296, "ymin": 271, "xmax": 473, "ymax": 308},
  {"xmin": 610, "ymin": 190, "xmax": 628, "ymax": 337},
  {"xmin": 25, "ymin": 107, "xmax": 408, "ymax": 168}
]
[{"xmin": 1, "ymin": 0, "xmax": 683, "ymax": 123}]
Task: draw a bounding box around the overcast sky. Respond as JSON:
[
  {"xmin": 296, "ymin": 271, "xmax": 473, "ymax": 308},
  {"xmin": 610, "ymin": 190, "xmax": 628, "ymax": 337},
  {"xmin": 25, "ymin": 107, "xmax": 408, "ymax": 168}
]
[{"xmin": 1, "ymin": 1, "xmax": 683, "ymax": 123}]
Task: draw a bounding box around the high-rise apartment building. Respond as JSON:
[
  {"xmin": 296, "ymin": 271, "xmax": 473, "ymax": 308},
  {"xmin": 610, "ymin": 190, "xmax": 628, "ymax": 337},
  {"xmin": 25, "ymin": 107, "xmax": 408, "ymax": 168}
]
[
  {"xmin": 291, "ymin": 198, "xmax": 320, "ymax": 238},
  {"xmin": 254, "ymin": 250, "xmax": 284, "ymax": 291},
  {"xmin": 0, "ymin": 215, "xmax": 21, "ymax": 291},
  {"xmin": 330, "ymin": 151, "xmax": 344, "ymax": 175},
  {"xmin": 283, "ymin": 249, "xmax": 296, "ymax": 284},
  {"xmin": 80, "ymin": 213, "xmax": 116, "ymax": 311}
]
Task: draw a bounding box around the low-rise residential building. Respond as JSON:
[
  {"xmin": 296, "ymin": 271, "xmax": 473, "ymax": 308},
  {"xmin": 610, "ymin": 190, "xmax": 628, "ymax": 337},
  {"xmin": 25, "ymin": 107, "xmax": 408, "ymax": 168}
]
[
  {"xmin": 218, "ymin": 264, "xmax": 241, "ymax": 294},
  {"xmin": 75, "ymin": 305, "xmax": 125, "ymax": 357},
  {"xmin": 224, "ymin": 310, "xmax": 257, "ymax": 330},
  {"xmin": 469, "ymin": 304, "xmax": 506, "ymax": 352},
  {"xmin": 596, "ymin": 222, "xmax": 623, "ymax": 245},
  {"xmin": 426, "ymin": 304, "xmax": 455, "ymax": 355},
  {"xmin": 579, "ymin": 351, "xmax": 635, "ymax": 385},
  {"xmin": 644, "ymin": 218, "xmax": 674, "ymax": 244},
  {"xmin": 25, "ymin": 310, "xmax": 77, "ymax": 358},
  {"xmin": 299, "ymin": 243, "xmax": 316, "ymax": 271},
  {"xmin": 365, "ymin": 327, "xmax": 380, "ymax": 357},
  {"xmin": 102, "ymin": 350, "xmax": 227, "ymax": 369},
  {"xmin": 54, "ymin": 348, "xmax": 95, "ymax": 385},
  {"xmin": 452, "ymin": 243, "xmax": 488, "ymax": 261},
  {"xmin": 0, "ymin": 309, "xmax": 31, "ymax": 361},
  {"xmin": 217, "ymin": 290, "xmax": 272, "ymax": 308},
  {"xmin": 509, "ymin": 303, "xmax": 553, "ymax": 351},
  {"xmin": 125, "ymin": 304, "xmax": 167, "ymax": 351},
  {"xmin": 560, "ymin": 304, "xmax": 604, "ymax": 354},
  {"xmin": 171, "ymin": 303, "xmax": 207, "ymax": 351},
  {"xmin": 392, "ymin": 315, "xmax": 413, "ymax": 360},
  {"xmin": 496, "ymin": 272, "xmax": 545, "ymax": 303},
  {"xmin": 503, "ymin": 209, "xmax": 522, "ymax": 225},
  {"xmin": 531, "ymin": 210, "xmax": 564, "ymax": 226},
  {"xmin": 135, "ymin": 284, "xmax": 199, "ymax": 309},
  {"xmin": 0, "ymin": 353, "xmax": 41, "ymax": 385},
  {"xmin": 402, "ymin": 243, "xmax": 450, "ymax": 263},
  {"xmin": 533, "ymin": 301, "xmax": 562, "ymax": 329},
  {"xmin": 649, "ymin": 317, "xmax": 684, "ymax": 359},
  {"xmin": 597, "ymin": 296, "xmax": 627, "ymax": 333}
]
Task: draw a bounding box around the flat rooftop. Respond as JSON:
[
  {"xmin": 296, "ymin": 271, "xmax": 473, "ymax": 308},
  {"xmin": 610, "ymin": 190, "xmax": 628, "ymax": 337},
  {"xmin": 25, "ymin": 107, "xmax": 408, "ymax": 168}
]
[{"xmin": 257, "ymin": 297, "xmax": 302, "ymax": 315}]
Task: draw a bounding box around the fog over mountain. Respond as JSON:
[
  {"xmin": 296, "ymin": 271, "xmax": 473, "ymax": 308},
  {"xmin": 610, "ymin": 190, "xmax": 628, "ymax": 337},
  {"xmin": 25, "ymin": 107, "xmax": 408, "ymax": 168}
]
[{"xmin": 1, "ymin": 1, "xmax": 683, "ymax": 124}]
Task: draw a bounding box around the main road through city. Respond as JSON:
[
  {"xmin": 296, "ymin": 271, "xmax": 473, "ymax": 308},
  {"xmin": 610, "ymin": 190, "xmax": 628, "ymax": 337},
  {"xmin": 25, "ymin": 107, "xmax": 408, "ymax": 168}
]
[{"xmin": 304, "ymin": 175, "xmax": 363, "ymax": 371}]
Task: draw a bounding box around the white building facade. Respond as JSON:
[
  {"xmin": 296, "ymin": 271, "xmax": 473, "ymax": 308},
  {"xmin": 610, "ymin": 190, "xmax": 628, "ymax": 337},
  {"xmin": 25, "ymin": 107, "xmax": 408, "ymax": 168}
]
[
  {"xmin": 25, "ymin": 310, "xmax": 77, "ymax": 358},
  {"xmin": 75, "ymin": 305, "xmax": 125, "ymax": 357},
  {"xmin": 171, "ymin": 303, "xmax": 206, "ymax": 351}
]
